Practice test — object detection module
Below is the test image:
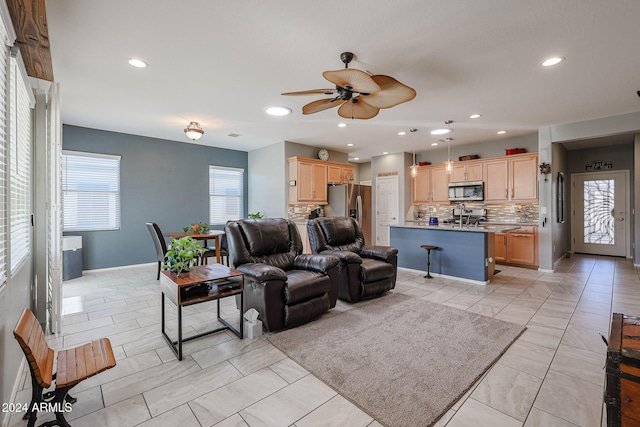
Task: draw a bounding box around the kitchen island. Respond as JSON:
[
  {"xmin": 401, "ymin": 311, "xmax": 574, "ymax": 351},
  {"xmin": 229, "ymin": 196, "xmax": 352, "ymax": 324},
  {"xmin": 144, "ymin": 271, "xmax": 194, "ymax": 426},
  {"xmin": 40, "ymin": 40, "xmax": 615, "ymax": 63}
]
[{"xmin": 390, "ymin": 223, "xmax": 520, "ymax": 284}]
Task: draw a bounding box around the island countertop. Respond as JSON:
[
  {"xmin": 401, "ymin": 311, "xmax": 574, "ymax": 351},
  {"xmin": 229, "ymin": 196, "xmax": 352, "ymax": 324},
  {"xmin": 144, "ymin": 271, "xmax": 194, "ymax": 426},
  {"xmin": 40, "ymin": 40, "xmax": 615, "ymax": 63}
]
[{"xmin": 397, "ymin": 222, "xmax": 521, "ymax": 233}]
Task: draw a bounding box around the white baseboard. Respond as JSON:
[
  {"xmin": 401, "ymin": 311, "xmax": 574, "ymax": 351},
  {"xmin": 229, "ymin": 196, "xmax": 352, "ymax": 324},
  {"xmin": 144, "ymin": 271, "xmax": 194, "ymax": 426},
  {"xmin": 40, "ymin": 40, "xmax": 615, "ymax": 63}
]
[
  {"xmin": 2, "ymin": 357, "xmax": 26, "ymax": 427},
  {"xmin": 397, "ymin": 267, "xmax": 490, "ymax": 285},
  {"xmin": 80, "ymin": 262, "xmax": 156, "ymax": 274}
]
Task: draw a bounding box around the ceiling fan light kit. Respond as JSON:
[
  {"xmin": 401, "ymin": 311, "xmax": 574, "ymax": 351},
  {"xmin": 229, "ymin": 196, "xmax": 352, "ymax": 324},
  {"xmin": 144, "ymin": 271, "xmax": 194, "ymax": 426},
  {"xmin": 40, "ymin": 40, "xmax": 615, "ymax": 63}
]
[
  {"xmin": 282, "ymin": 52, "xmax": 416, "ymax": 120},
  {"xmin": 184, "ymin": 121, "xmax": 204, "ymax": 141}
]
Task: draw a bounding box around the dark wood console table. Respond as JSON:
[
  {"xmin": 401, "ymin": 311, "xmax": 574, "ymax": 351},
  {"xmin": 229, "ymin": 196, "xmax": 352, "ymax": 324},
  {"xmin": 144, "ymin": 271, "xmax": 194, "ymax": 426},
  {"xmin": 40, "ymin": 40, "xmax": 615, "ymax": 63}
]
[{"xmin": 160, "ymin": 264, "xmax": 244, "ymax": 360}]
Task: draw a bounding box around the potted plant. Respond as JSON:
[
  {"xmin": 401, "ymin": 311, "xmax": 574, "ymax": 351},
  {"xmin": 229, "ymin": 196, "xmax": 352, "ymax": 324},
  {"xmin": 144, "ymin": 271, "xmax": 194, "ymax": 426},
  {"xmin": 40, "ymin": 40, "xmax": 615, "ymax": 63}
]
[
  {"xmin": 163, "ymin": 236, "xmax": 206, "ymax": 275},
  {"xmin": 248, "ymin": 212, "xmax": 264, "ymax": 219},
  {"xmin": 183, "ymin": 222, "xmax": 210, "ymax": 234}
]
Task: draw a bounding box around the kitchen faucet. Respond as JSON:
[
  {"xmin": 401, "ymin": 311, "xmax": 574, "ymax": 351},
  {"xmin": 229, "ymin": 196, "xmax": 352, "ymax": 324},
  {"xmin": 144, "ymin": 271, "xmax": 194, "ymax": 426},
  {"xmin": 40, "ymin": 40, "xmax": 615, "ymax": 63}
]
[{"xmin": 458, "ymin": 203, "xmax": 465, "ymax": 228}]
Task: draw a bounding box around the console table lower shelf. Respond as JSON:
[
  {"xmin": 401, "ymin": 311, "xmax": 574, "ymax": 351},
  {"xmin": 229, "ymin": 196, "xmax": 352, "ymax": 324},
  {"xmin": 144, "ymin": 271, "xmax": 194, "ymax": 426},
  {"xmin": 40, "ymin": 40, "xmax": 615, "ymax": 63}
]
[{"xmin": 160, "ymin": 264, "xmax": 244, "ymax": 361}]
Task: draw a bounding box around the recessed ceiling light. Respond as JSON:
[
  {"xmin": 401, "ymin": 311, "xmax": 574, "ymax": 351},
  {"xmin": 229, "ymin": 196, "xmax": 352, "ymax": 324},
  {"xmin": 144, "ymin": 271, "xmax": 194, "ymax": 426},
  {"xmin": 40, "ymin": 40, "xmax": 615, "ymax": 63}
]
[
  {"xmin": 338, "ymin": 123, "xmax": 347, "ymax": 128},
  {"xmin": 353, "ymin": 157, "xmax": 359, "ymax": 160},
  {"xmin": 431, "ymin": 142, "xmax": 439, "ymax": 146},
  {"xmin": 430, "ymin": 128, "xmax": 452, "ymax": 135},
  {"xmin": 383, "ymin": 152, "xmax": 389, "ymax": 155},
  {"xmin": 398, "ymin": 131, "xmax": 406, "ymax": 136},
  {"xmin": 128, "ymin": 58, "xmax": 148, "ymax": 68},
  {"xmin": 497, "ymin": 130, "xmax": 507, "ymax": 135},
  {"xmin": 265, "ymin": 106, "xmax": 292, "ymax": 116},
  {"xmin": 469, "ymin": 114, "xmax": 482, "ymax": 119},
  {"xmin": 347, "ymin": 143, "xmax": 354, "ymax": 147},
  {"xmin": 542, "ymin": 56, "xmax": 564, "ymax": 67}
]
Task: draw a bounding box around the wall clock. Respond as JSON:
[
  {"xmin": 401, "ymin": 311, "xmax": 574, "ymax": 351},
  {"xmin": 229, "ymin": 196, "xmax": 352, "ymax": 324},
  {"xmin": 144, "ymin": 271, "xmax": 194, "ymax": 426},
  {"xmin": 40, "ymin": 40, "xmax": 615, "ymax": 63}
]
[{"xmin": 317, "ymin": 148, "xmax": 330, "ymax": 161}]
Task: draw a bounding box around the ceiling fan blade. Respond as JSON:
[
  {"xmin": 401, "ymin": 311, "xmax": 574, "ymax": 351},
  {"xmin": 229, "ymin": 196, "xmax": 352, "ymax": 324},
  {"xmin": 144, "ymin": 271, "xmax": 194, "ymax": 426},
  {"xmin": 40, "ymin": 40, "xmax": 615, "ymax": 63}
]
[
  {"xmin": 302, "ymin": 98, "xmax": 344, "ymax": 115},
  {"xmin": 281, "ymin": 89, "xmax": 337, "ymax": 96},
  {"xmin": 322, "ymin": 69, "xmax": 381, "ymax": 93},
  {"xmin": 358, "ymin": 75, "xmax": 417, "ymax": 109},
  {"xmin": 338, "ymin": 99, "xmax": 379, "ymax": 120}
]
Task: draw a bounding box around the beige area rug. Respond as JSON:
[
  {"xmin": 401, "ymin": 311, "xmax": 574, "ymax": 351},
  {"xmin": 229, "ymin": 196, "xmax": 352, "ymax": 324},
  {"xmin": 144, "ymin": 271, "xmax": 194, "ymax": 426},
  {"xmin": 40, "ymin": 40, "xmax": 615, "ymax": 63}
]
[{"xmin": 268, "ymin": 293, "xmax": 526, "ymax": 427}]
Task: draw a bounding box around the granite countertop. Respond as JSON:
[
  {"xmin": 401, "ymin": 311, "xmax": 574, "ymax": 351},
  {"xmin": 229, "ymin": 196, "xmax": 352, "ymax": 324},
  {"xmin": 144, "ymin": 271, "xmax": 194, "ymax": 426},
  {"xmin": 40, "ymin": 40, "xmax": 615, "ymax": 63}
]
[
  {"xmin": 395, "ymin": 223, "xmax": 521, "ymax": 233},
  {"xmin": 407, "ymin": 219, "xmax": 538, "ymax": 227}
]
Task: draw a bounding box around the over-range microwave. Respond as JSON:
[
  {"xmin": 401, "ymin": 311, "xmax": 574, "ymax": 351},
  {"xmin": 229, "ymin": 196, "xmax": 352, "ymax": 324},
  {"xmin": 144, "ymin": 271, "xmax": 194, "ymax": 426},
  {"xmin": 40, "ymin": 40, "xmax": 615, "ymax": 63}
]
[{"xmin": 448, "ymin": 181, "xmax": 484, "ymax": 202}]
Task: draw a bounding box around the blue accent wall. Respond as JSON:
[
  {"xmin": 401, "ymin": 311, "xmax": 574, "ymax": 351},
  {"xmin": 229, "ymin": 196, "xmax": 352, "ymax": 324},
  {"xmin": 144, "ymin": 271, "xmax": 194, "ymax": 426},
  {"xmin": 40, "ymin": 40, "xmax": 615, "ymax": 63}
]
[{"xmin": 62, "ymin": 125, "xmax": 248, "ymax": 270}]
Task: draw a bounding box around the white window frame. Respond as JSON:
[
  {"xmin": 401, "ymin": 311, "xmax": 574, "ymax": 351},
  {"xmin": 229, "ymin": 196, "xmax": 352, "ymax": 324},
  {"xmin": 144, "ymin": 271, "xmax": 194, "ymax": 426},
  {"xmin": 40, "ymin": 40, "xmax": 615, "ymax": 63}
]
[
  {"xmin": 9, "ymin": 50, "xmax": 34, "ymax": 274},
  {"xmin": 209, "ymin": 165, "xmax": 244, "ymax": 225},
  {"xmin": 0, "ymin": 11, "xmax": 11, "ymax": 285},
  {"xmin": 62, "ymin": 150, "xmax": 121, "ymax": 232}
]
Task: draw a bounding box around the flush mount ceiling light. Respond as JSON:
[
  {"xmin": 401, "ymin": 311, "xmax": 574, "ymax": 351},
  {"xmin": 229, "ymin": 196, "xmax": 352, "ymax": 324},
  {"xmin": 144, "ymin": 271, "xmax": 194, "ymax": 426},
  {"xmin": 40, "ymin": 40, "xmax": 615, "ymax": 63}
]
[
  {"xmin": 338, "ymin": 122, "xmax": 347, "ymax": 128},
  {"xmin": 430, "ymin": 126, "xmax": 452, "ymax": 135},
  {"xmin": 184, "ymin": 121, "xmax": 204, "ymax": 141},
  {"xmin": 542, "ymin": 56, "xmax": 564, "ymax": 67},
  {"xmin": 265, "ymin": 106, "xmax": 292, "ymax": 116},
  {"xmin": 497, "ymin": 130, "xmax": 507, "ymax": 135},
  {"xmin": 128, "ymin": 58, "xmax": 148, "ymax": 68},
  {"xmin": 469, "ymin": 114, "xmax": 482, "ymax": 119}
]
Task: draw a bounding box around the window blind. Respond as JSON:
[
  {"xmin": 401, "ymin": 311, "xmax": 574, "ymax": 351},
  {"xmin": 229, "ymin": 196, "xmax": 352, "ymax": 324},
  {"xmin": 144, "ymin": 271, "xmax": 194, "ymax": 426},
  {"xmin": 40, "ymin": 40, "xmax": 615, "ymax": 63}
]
[
  {"xmin": 62, "ymin": 151, "xmax": 121, "ymax": 231},
  {"xmin": 209, "ymin": 166, "xmax": 244, "ymax": 224},
  {"xmin": 0, "ymin": 18, "xmax": 8, "ymax": 283},
  {"xmin": 9, "ymin": 55, "xmax": 32, "ymax": 273}
]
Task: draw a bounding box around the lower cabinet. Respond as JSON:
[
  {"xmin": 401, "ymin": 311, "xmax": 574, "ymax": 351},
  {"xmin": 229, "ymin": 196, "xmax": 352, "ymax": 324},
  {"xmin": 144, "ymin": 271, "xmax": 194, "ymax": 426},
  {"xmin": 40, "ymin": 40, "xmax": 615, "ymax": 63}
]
[{"xmin": 494, "ymin": 226, "xmax": 538, "ymax": 268}]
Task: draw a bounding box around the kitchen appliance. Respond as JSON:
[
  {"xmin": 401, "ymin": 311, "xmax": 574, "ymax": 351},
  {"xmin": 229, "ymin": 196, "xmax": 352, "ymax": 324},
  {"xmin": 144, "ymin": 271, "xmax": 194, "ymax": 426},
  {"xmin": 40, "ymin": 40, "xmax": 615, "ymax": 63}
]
[
  {"xmin": 448, "ymin": 181, "xmax": 484, "ymax": 202},
  {"xmin": 326, "ymin": 183, "xmax": 372, "ymax": 244},
  {"xmin": 429, "ymin": 217, "xmax": 438, "ymax": 225}
]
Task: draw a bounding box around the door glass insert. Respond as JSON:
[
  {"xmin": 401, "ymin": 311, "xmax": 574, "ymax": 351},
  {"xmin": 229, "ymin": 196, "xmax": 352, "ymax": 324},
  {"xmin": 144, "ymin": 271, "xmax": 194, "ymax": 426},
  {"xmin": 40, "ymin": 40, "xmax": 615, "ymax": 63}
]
[{"xmin": 583, "ymin": 179, "xmax": 615, "ymax": 245}]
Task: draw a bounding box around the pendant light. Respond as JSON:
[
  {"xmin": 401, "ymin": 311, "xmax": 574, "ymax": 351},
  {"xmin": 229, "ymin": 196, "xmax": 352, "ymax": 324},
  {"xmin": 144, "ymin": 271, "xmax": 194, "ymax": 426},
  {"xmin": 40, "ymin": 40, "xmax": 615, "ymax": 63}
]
[
  {"xmin": 442, "ymin": 120, "xmax": 454, "ymax": 174},
  {"xmin": 409, "ymin": 128, "xmax": 418, "ymax": 177}
]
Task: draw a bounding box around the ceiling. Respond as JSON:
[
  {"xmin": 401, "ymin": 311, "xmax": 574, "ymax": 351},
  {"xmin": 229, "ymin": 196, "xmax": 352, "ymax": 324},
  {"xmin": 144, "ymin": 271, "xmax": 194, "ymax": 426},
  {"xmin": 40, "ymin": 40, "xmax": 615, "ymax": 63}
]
[{"xmin": 45, "ymin": 0, "xmax": 640, "ymax": 162}]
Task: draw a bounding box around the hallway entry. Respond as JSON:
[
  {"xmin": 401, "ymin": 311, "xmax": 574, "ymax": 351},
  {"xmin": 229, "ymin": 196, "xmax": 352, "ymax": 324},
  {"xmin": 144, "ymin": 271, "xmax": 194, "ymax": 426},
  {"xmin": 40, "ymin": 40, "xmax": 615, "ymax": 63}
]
[{"xmin": 571, "ymin": 170, "xmax": 629, "ymax": 257}]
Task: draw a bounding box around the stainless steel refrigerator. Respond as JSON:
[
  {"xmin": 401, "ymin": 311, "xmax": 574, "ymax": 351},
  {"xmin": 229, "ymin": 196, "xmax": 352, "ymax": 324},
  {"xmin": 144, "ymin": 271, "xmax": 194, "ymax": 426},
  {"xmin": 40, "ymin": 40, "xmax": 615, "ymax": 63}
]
[{"xmin": 325, "ymin": 184, "xmax": 372, "ymax": 244}]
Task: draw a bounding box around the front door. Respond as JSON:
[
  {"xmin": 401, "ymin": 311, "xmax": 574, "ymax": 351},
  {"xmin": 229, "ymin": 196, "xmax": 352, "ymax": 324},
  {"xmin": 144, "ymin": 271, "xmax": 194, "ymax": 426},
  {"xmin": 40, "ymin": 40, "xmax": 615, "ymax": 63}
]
[
  {"xmin": 572, "ymin": 170, "xmax": 629, "ymax": 257},
  {"xmin": 375, "ymin": 175, "xmax": 398, "ymax": 246}
]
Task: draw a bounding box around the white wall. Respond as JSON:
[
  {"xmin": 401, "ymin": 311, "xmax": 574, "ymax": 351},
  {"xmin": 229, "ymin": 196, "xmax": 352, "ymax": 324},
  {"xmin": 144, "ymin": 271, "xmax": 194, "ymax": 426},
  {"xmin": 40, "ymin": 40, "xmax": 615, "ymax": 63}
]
[
  {"xmin": 551, "ymin": 143, "xmax": 570, "ymax": 264},
  {"xmin": 248, "ymin": 142, "xmax": 287, "ymax": 218}
]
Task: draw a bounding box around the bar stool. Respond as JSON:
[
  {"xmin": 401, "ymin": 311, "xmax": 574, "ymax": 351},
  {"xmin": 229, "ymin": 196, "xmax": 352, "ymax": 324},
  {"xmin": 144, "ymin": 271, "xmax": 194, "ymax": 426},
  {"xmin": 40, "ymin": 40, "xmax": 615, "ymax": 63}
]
[{"xmin": 420, "ymin": 245, "xmax": 439, "ymax": 279}]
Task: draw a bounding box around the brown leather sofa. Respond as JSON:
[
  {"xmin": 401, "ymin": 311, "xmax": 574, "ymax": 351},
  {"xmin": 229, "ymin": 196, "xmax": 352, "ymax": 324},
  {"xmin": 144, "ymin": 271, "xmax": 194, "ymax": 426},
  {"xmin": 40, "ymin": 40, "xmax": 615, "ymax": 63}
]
[
  {"xmin": 225, "ymin": 218, "xmax": 340, "ymax": 332},
  {"xmin": 307, "ymin": 217, "xmax": 398, "ymax": 303}
]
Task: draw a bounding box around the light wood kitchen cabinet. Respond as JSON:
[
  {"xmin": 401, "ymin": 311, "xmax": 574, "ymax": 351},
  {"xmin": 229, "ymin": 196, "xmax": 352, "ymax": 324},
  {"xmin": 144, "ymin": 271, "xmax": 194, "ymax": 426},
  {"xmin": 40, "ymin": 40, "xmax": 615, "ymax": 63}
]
[
  {"xmin": 288, "ymin": 157, "xmax": 327, "ymax": 204},
  {"xmin": 494, "ymin": 226, "xmax": 538, "ymax": 268},
  {"xmin": 484, "ymin": 153, "xmax": 538, "ymax": 202},
  {"xmin": 450, "ymin": 161, "xmax": 483, "ymax": 183},
  {"xmin": 412, "ymin": 165, "xmax": 449, "ymax": 203},
  {"xmin": 327, "ymin": 164, "xmax": 355, "ymax": 184}
]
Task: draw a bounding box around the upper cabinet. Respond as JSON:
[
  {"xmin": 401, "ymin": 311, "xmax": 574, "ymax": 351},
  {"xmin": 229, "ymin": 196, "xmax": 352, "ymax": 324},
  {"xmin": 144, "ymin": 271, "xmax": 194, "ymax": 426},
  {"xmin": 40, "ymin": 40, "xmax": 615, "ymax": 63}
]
[
  {"xmin": 288, "ymin": 157, "xmax": 328, "ymax": 204},
  {"xmin": 327, "ymin": 164, "xmax": 355, "ymax": 185},
  {"xmin": 412, "ymin": 164, "xmax": 449, "ymax": 203},
  {"xmin": 484, "ymin": 153, "xmax": 538, "ymax": 202},
  {"xmin": 450, "ymin": 161, "xmax": 483, "ymax": 183}
]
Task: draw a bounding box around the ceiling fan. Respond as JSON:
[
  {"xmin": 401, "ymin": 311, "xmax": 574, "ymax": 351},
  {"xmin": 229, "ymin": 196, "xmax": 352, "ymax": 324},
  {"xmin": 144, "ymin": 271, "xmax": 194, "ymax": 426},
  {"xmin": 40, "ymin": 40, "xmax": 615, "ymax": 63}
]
[{"xmin": 282, "ymin": 52, "xmax": 416, "ymax": 120}]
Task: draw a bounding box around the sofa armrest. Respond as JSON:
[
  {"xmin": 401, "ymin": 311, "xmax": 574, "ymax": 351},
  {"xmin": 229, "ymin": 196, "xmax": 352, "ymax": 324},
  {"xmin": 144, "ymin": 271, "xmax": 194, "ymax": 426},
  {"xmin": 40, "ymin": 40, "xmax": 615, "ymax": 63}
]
[
  {"xmin": 319, "ymin": 249, "xmax": 362, "ymax": 265},
  {"xmin": 361, "ymin": 245, "xmax": 399, "ymax": 262},
  {"xmin": 236, "ymin": 263, "xmax": 287, "ymax": 282},
  {"xmin": 293, "ymin": 254, "xmax": 340, "ymax": 274}
]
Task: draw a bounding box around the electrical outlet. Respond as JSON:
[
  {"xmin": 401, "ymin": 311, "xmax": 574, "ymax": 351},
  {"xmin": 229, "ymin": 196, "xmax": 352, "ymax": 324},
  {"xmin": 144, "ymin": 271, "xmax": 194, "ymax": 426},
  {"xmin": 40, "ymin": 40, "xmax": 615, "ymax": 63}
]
[
  {"xmin": 431, "ymin": 206, "xmax": 436, "ymax": 213},
  {"xmin": 509, "ymin": 205, "xmax": 515, "ymax": 213}
]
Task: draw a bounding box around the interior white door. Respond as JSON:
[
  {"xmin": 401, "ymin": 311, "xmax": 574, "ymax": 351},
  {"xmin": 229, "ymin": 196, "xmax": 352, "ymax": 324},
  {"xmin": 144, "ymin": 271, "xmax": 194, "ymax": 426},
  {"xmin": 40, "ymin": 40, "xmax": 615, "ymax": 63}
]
[
  {"xmin": 572, "ymin": 170, "xmax": 629, "ymax": 257},
  {"xmin": 375, "ymin": 175, "xmax": 398, "ymax": 246}
]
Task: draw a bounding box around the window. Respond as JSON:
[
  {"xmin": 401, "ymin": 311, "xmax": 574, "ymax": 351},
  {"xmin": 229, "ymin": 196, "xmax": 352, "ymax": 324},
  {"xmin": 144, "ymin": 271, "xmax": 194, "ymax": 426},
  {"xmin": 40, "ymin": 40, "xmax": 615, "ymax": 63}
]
[
  {"xmin": 209, "ymin": 166, "xmax": 244, "ymax": 224},
  {"xmin": 62, "ymin": 151, "xmax": 121, "ymax": 231},
  {"xmin": 9, "ymin": 54, "xmax": 33, "ymax": 273},
  {"xmin": 0, "ymin": 18, "xmax": 8, "ymax": 283}
]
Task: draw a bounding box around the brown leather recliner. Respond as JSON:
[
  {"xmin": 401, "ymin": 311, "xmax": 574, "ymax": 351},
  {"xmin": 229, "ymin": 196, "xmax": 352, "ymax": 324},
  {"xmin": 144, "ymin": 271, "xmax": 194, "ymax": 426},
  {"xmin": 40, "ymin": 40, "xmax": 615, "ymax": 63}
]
[
  {"xmin": 307, "ymin": 217, "xmax": 398, "ymax": 303},
  {"xmin": 226, "ymin": 218, "xmax": 340, "ymax": 332}
]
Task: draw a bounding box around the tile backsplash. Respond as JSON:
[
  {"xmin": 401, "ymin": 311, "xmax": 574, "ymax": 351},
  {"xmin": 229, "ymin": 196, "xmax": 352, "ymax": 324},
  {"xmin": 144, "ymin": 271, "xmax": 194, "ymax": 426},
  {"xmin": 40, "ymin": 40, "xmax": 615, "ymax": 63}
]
[
  {"xmin": 411, "ymin": 202, "xmax": 539, "ymax": 224},
  {"xmin": 288, "ymin": 205, "xmax": 325, "ymax": 223}
]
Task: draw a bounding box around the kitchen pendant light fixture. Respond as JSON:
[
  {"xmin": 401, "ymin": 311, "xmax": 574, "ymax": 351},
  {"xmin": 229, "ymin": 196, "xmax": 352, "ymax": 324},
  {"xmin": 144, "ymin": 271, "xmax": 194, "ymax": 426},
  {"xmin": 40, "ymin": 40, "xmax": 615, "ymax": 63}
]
[
  {"xmin": 442, "ymin": 120, "xmax": 454, "ymax": 175},
  {"xmin": 410, "ymin": 128, "xmax": 418, "ymax": 177},
  {"xmin": 184, "ymin": 121, "xmax": 204, "ymax": 141}
]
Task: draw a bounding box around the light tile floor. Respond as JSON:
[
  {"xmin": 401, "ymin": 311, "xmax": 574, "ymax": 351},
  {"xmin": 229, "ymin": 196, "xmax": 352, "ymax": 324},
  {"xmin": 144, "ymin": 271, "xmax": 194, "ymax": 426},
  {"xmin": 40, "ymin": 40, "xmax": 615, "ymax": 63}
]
[{"xmin": 8, "ymin": 254, "xmax": 635, "ymax": 426}]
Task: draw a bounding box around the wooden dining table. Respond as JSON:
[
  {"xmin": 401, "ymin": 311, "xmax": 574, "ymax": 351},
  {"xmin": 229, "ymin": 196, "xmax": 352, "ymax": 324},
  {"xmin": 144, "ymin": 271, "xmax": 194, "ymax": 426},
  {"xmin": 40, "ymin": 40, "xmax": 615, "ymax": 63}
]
[{"xmin": 164, "ymin": 230, "xmax": 225, "ymax": 264}]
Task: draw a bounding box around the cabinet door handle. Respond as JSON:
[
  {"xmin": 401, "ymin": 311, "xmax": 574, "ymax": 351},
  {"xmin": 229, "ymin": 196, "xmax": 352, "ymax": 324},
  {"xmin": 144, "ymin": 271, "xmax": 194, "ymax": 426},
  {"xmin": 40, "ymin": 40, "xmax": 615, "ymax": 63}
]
[
  {"xmin": 511, "ymin": 188, "xmax": 514, "ymax": 198},
  {"xmin": 431, "ymin": 191, "xmax": 434, "ymax": 201},
  {"xmin": 505, "ymin": 188, "xmax": 508, "ymax": 198}
]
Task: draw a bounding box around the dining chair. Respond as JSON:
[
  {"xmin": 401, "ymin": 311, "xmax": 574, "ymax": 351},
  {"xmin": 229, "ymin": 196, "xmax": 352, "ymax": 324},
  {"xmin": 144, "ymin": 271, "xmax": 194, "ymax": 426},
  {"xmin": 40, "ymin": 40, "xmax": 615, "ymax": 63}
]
[
  {"xmin": 201, "ymin": 226, "xmax": 229, "ymax": 266},
  {"xmin": 146, "ymin": 222, "xmax": 168, "ymax": 279}
]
